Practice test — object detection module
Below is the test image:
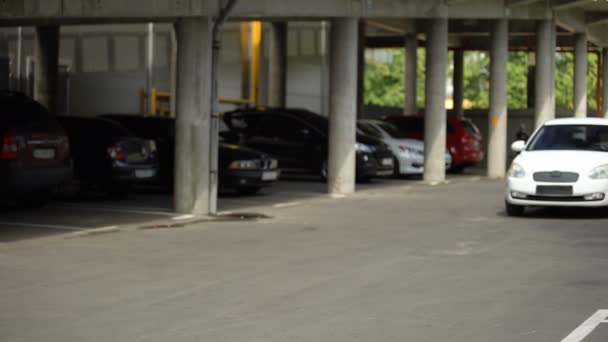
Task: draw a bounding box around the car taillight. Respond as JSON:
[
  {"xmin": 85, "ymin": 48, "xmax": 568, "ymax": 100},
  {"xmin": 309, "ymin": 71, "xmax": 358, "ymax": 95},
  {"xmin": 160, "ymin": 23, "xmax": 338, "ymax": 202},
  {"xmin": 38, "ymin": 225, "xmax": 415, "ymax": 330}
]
[
  {"xmin": 1, "ymin": 132, "xmax": 18, "ymax": 160},
  {"xmin": 107, "ymin": 143, "xmax": 125, "ymax": 161}
]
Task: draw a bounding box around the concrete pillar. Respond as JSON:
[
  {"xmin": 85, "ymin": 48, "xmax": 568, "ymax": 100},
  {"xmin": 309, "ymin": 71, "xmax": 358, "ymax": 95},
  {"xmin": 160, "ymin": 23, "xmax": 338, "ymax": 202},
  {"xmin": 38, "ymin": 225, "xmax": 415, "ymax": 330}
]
[
  {"xmin": 423, "ymin": 18, "xmax": 448, "ymax": 183},
  {"xmin": 534, "ymin": 20, "xmax": 555, "ymax": 128},
  {"xmin": 357, "ymin": 21, "xmax": 366, "ymax": 118},
  {"xmin": 328, "ymin": 18, "xmax": 358, "ymax": 196},
  {"xmin": 174, "ymin": 18, "xmax": 213, "ymax": 215},
  {"xmin": 453, "ymin": 48, "xmax": 464, "ymax": 117},
  {"xmin": 34, "ymin": 26, "xmax": 59, "ymax": 112},
  {"xmin": 573, "ymin": 33, "xmax": 588, "ymax": 118},
  {"xmin": 268, "ymin": 22, "xmax": 287, "ymax": 108},
  {"xmin": 487, "ymin": 19, "xmax": 509, "ymax": 179},
  {"xmin": 602, "ymin": 48, "xmax": 608, "ymax": 119},
  {"xmin": 404, "ymin": 33, "xmax": 418, "ymax": 114}
]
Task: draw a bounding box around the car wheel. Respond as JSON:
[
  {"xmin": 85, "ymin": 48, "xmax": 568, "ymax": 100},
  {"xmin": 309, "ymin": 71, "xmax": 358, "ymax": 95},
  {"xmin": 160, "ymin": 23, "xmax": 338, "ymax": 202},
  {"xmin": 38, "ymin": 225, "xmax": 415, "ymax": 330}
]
[
  {"xmin": 393, "ymin": 157, "xmax": 401, "ymax": 177},
  {"xmin": 16, "ymin": 189, "xmax": 56, "ymax": 209},
  {"xmin": 320, "ymin": 160, "xmax": 328, "ymax": 180},
  {"xmin": 237, "ymin": 187, "xmax": 262, "ymax": 196},
  {"xmin": 450, "ymin": 164, "xmax": 466, "ymax": 173},
  {"xmin": 106, "ymin": 184, "xmax": 131, "ymax": 200},
  {"xmin": 505, "ymin": 201, "xmax": 525, "ymax": 217}
]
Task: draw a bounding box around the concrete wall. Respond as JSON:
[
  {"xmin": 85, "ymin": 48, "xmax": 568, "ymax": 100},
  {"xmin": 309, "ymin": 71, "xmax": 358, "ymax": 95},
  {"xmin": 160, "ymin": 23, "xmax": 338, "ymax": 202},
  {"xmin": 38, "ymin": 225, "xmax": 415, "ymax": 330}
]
[{"xmin": 0, "ymin": 22, "xmax": 327, "ymax": 116}]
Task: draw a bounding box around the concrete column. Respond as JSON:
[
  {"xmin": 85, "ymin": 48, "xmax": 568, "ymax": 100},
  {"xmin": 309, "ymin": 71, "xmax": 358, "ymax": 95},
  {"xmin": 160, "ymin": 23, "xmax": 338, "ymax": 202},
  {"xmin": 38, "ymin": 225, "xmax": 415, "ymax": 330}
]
[
  {"xmin": 424, "ymin": 18, "xmax": 448, "ymax": 183},
  {"xmin": 174, "ymin": 18, "xmax": 213, "ymax": 215},
  {"xmin": 267, "ymin": 22, "xmax": 287, "ymax": 108},
  {"xmin": 487, "ymin": 19, "xmax": 509, "ymax": 179},
  {"xmin": 453, "ymin": 48, "xmax": 464, "ymax": 117},
  {"xmin": 34, "ymin": 26, "xmax": 59, "ymax": 112},
  {"xmin": 602, "ymin": 48, "xmax": 608, "ymax": 119},
  {"xmin": 573, "ymin": 33, "xmax": 588, "ymax": 118},
  {"xmin": 534, "ymin": 20, "xmax": 555, "ymax": 128},
  {"xmin": 328, "ymin": 18, "xmax": 358, "ymax": 196},
  {"xmin": 404, "ymin": 33, "xmax": 418, "ymax": 114},
  {"xmin": 357, "ymin": 21, "xmax": 366, "ymax": 119}
]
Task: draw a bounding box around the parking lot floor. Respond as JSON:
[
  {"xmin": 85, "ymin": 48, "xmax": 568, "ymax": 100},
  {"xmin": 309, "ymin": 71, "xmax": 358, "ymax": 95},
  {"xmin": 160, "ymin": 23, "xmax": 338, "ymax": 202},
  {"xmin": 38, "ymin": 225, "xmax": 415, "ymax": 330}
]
[{"xmin": 3, "ymin": 177, "xmax": 608, "ymax": 341}]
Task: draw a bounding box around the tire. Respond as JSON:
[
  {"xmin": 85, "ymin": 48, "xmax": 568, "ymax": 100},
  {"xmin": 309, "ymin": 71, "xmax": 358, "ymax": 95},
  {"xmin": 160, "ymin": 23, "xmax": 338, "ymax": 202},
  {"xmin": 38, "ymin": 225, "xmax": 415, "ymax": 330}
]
[
  {"xmin": 450, "ymin": 164, "xmax": 466, "ymax": 174},
  {"xmin": 357, "ymin": 175, "xmax": 373, "ymax": 183},
  {"xmin": 505, "ymin": 201, "xmax": 525, "ymax": 217},
  {"xmin": 237, "ymin": 187, "xmax": 262, "ymax": 196},
  {"xmin": 16, "ymin": 189, "xmax": 55, "ymax": 209},
  {"xmin": 320, "ymin": 160, "xmax": 328, "ymax": 180},
  {"xmin": 106, "ymin": 184, "xmax": 131, "ymax": 200},
  {"xmin": 393, "ymin": 157, "xmax": 401, "ymax": 177}
]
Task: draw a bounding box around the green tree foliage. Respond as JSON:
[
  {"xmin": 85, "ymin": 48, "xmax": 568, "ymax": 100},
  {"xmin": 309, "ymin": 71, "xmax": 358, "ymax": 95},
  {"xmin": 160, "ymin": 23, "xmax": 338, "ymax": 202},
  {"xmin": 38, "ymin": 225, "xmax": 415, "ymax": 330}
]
[{"xmin": 364, "ymin": 48, "xmax": 599, "ymax": 111}]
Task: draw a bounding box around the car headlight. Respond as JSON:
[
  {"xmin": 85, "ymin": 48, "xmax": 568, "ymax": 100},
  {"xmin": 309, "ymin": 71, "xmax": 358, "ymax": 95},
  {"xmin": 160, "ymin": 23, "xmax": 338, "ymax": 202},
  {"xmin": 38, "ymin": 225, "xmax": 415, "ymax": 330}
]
[
  {"xmin": 589, "ymin": 164, "xmax": 608, "ymax": 180},
  {"xmin": 508, "ymin": 163, "xmax": 525, "ymax": 178},
  {"xmin": 228, "ymin": 160, "xmax": 259, "ymax": 170},
  {"xmin": 398, "ymin": 146, "xmax": 423, "ymax": 157},
  {"xmin": 356, "ymin": 143, "xmax": 373, "ymax": 153}
]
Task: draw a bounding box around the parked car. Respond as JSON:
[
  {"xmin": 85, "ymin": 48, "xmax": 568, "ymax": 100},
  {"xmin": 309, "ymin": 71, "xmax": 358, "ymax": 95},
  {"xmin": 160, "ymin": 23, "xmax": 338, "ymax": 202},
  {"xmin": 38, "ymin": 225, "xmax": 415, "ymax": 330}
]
[
  {"xmin": 358, "ymin": 119, "xmax": 452, "ymax": 175},
  {"xmin": 506, "ymin": 118, "xmax": 608, "ymax": 216},
  {"xmin": 383, "ymin": 115, "xmax": 484, "ymax": 172},
  {"xmin": 222, "ymin": 108, "xmax": 395, "ymax": 181},
  {"xmin": 0, "ymin": 91, "xmax": 72, "ymax": 207},
  {"xmin": 57, "ymin": 116, "xmax": 159, "ymax": 199},
  {"xmin": 101, "ymin": 114, "xmax": 280, "ymax": 195}
]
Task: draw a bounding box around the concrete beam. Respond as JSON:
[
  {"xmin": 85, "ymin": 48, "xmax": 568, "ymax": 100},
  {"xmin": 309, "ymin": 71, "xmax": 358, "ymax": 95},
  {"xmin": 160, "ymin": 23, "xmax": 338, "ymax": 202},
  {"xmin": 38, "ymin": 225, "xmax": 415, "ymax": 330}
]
[
  {"xmin": 0, "ymin": 0, "xmax": 558, "ymax": 22},
  {"xmin": 508, "ymin": 0, "xmax": 543, "ymax": 8},
  {"xmin": 552, "ymin": 0, "xmax": 590, "ymax": 11},
  {"xmin": 586, "ymin": 12, "xmax": 608, "ymax": 27}
]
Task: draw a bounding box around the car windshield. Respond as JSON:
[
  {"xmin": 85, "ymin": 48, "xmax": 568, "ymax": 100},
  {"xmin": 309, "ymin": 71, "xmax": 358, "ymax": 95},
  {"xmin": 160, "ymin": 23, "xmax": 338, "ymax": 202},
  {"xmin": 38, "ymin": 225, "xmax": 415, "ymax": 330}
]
[
  {"xmin": 377, "ymin": 122, "xmax": 407, "ymax": 138},
  {"xmin": 526, "ymin": 124, "xmax": 608, "ymax": 152},
  {"xmin": 358, "ymin": 122, "xmax": 383, "ymax": 139}
]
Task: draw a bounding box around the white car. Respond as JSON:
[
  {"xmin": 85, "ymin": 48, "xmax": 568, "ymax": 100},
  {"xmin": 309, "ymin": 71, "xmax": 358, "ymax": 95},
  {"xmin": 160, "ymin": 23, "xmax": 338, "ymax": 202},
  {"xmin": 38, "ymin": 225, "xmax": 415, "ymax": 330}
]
[
  {"xmin": 506, "ymin": 118, "xmax": 608, "ymax": 216},
  {"xmin": 358, "ymin": 120, "xmax": 452, "ymax": 175}
]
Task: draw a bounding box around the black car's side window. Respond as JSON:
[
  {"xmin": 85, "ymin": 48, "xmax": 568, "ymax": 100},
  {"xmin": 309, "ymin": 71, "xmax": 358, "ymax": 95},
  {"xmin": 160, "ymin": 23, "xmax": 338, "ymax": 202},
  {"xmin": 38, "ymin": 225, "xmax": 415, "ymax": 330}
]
[{"xmin": 264, "ymin": 116, "xmax": 312, "ymax": 142}]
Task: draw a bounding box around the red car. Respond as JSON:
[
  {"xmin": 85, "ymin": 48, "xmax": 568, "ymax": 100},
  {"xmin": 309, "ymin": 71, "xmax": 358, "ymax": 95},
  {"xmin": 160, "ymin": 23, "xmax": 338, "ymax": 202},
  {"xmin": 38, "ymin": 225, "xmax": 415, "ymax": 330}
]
[
  {"xmin": 383, "ymin": 115, "xmax": 484, "ymax": 172},
  {"xmin": 0, "ymin": 91, "xmax": 72, "ymax": 207}
]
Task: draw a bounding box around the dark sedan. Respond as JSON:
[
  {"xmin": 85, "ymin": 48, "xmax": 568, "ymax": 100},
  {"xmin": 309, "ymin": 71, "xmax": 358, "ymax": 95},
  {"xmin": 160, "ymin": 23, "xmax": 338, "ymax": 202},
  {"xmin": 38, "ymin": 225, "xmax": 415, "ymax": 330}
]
[
  {"xmin": 102, "ymin": 114, "xmax": 279, "ymax": 195},
  {"xmin": 0, "ymin": 91, "xmax": 72, "ymax": 207},
  {"xmin": 222, "ymin": 108, "xmax": 394, "ymax": 181},
  {"xmin": 57, "ymin": 116, "xmax": 159, "ymax": 199}
]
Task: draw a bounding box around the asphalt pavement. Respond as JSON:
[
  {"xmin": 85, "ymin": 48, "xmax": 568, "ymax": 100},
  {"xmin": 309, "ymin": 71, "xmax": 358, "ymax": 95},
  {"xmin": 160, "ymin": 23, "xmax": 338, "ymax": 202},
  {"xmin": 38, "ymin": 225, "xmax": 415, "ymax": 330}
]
[{"xmin": 1, "ymin": 178, "xmax": 608, "ymax": 341}]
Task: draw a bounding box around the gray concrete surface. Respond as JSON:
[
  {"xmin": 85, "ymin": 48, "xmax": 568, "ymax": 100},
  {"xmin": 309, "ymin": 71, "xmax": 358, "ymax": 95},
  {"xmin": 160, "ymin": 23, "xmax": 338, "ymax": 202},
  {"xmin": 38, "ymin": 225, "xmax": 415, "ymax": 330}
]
[{"xmin": 2, "ymin": 178, "xmax": 608, "ymax": 341}]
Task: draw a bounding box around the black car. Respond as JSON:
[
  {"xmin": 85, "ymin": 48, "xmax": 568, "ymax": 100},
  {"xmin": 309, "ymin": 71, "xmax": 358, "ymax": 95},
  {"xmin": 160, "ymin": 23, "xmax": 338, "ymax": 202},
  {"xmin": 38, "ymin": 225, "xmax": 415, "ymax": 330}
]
[
  {"xmin": 222, "ymin": 108, "xmax": 394, "ymax": 181},
  {"xmin": 57, "ymin": 116, "xmax": 159, "ymax": 199},
  {"xmin": 102, "ymin": 114, "xmax": 280, "ymax": 195},
  {"xmin": 0, "ymin": 91, "xmax": 72, "ymax": 207}
]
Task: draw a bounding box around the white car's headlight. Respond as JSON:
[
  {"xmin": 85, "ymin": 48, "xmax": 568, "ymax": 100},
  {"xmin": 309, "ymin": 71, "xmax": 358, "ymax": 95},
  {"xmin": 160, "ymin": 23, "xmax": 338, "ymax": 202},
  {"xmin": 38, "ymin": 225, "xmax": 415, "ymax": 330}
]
[
  {"xmin": 589, "ymin": 164, "xmax": 608, "ymax": 180},
  {"xmin": 356, "ymin": 143, "xmax": 373, "ymax": 153},
  {"xmin": 508, "ymin": 163, "xmax": 526, "ymax": 178},
  {"xmin": 398, "ymin": 146, "xmax": 423, "ymax": 156}
]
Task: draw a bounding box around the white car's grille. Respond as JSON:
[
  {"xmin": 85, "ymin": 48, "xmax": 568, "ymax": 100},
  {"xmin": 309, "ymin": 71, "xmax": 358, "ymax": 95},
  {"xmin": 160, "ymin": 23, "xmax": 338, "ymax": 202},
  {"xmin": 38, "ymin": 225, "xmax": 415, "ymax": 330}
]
[{"xmin": 533, "ymin": 171, "xmax": 579, "ymax": 183}]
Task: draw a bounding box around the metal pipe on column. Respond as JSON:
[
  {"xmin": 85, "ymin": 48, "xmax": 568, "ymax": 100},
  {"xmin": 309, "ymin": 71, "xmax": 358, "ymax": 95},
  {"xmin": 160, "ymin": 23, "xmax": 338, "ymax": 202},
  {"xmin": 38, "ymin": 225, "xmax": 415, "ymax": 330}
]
[
  {"xmin": 573, "ymin": 33, "xmax": 588, "ymax": 118},
  {"xmin": 404, "ymin": 33, "xmax": 418, "ymax": 115},
  {"xmin": 147, "ymin": 23, "xmax": 155, "ymax": 114},
  {"xmin": 602, "ymin": 48, "xmax": 608, "ymax": 119}
]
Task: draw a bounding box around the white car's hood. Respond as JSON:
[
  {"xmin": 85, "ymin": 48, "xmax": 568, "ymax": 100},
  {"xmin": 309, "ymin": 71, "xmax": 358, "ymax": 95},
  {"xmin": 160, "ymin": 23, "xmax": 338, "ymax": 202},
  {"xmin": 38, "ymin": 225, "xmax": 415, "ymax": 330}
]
[
  {"xmin": 515, "ymin": 150, "xmax": 608, "ymax": 173},
  {"xmin": 388, "ymin": 138, "xmax": 424, "ymax": 150}
]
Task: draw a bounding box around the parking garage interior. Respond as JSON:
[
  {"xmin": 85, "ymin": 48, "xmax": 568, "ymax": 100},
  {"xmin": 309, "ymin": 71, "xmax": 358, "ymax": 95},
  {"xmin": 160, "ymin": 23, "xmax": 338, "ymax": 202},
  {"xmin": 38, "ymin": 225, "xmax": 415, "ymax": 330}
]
[{"xmin": 1, "ymin": 0, "xmax": 608, "ymax": 231}]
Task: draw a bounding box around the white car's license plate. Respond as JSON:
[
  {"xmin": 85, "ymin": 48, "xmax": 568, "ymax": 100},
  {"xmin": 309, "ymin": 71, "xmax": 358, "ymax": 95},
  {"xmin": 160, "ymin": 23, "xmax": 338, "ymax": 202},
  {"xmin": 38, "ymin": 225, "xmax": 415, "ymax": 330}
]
[
  {"xmin": 135, "ymin": 169, "xmax": 155, "ymax": 179},
  {"xmin": 262, "ymin": 171, "xmax": 278, "ymax": 181},
  {"xmin": 381, "ymin": 158, "xmax": 394, "ymax": 166},
  {"xmin": 33, "ymin": 148, "xmax": 55, "ymax": 160},
  {"xmin": 377, "ymin": 170, "xmax": 394, "ymax": 176}
]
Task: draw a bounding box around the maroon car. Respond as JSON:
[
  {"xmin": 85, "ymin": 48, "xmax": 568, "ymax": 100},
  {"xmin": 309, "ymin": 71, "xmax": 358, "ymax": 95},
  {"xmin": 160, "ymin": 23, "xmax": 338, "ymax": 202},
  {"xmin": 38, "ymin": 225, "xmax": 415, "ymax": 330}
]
[{"xmin": 0, "ymin": 91, "xmax": 72, "ymax": 207}]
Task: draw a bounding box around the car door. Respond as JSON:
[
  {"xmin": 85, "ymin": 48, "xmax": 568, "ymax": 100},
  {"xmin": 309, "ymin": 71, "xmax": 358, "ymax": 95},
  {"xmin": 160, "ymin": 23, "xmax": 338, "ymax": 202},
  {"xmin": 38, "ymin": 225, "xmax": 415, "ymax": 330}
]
[{"xmin": 266, "ymin": 114, "xmax": 323, "ymax": 171}]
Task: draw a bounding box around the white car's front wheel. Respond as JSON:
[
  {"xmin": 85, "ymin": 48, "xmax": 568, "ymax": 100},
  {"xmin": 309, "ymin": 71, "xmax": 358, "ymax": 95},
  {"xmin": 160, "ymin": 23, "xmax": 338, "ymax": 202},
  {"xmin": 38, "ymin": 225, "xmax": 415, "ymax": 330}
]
[{"xmin": 505, "ymin": 200, "xmax": 525, "ymax": 217}]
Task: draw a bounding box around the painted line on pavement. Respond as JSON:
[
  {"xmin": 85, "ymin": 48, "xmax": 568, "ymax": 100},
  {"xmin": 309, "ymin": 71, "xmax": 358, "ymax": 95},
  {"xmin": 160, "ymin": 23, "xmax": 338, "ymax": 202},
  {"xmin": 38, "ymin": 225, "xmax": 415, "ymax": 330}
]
[{"xmin": 562, "ymin": 310, "xmax": 608, "ymax": 342}]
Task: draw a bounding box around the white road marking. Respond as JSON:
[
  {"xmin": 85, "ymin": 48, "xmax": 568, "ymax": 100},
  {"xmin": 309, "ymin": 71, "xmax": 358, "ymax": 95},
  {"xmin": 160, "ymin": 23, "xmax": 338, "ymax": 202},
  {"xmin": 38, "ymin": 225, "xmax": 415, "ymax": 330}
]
[
  {"xmin": 562, "ymin": 310, "xmax": 608, "ymax": 342},
  {"xmin": 0, "ymin": 222, "xmax": 81, "ymax": 231},
  {"xmin": 273, "ymin": 201, "xmax": 302, "ymax": 208},
  {"xmin": 172, "ymin": 214, "xmax": 195, "ymax": 221},
  {"xmin": 50, "ymin": 204, "xmax": 175, "ymax": 216}
]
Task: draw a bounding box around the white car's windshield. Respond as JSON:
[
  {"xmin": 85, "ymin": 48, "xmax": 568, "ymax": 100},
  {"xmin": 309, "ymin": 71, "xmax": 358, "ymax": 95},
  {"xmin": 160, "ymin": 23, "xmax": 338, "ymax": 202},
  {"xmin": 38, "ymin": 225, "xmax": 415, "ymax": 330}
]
[{"xmin": 526, "ymin": 124, "xmax": 608, "ymax": 152}]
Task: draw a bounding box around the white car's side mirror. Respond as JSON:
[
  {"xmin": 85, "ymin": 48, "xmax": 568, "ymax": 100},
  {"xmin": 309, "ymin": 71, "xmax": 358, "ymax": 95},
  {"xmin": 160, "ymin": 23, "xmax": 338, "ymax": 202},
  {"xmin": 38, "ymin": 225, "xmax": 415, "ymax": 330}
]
[{"xmin": 511, "ymin": 140, "xmax": 526, "ymax": 153}]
